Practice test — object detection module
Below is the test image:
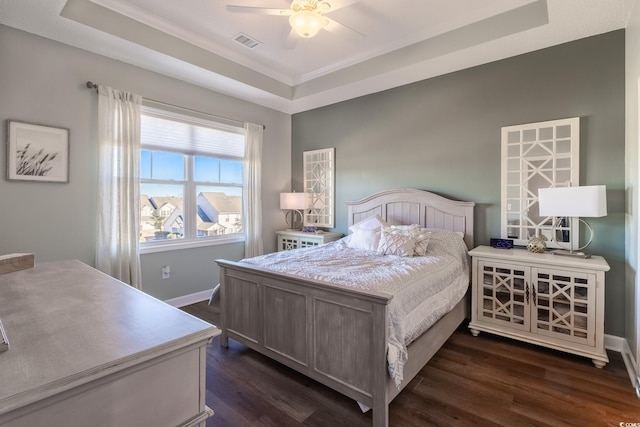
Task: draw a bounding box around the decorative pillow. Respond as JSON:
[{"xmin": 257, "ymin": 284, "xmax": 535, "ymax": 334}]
[
  {"xmin": 377, "ymin": 227, "xmax": 416, "ymax": 257},
  {"xmin": 413, "ymin": 231, "xmax": 432, "ymax": 256},
  {"xmin": 348, "ymin": 214, "xmax": 389, "ymax": 233},
  {"xmin": 347, "ymin": 228, "xmax": 381, "ymax": 251},
  {"xmin": 387, "ymin": 224, "xmax": 431, "ymax": 256}
]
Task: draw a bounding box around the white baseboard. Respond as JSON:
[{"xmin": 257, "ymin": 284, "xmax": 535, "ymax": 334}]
[
  {"xmin": 605, "ymin": 333, "xmax": 626, "ymax": 352},
  {"xmin": 621, "ymin": 338, "xmax": 639, "ymax": 391},
  {"xmin": 605, "ymin": 334, "xmax": 638, "ymax": 389},
  {"xmin": 164, "ymin": 289, "xmax": 212, "ymax": 308}
]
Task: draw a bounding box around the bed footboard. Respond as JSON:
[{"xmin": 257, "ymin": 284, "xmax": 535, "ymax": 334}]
[{"xmin": 217, "ymin": 259, "xmax": 393, "ymax": 426}]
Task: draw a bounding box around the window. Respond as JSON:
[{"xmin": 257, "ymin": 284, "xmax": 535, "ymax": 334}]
[{"xmin": 139, "ymin": 106, "xmax": 245, "ymax": 252}]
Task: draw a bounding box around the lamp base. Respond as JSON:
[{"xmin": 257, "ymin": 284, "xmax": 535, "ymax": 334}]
[
  {"xmin": 550, "ymin": 249, "xmax": 591, "ymax": 259},
  {"xmin": 284, "ymin": 210, "xmax": 304, "ymax": 231}
]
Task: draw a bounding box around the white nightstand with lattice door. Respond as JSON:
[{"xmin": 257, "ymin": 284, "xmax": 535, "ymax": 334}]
[
  {"xmin": 468, "ymin": 245, "xmax": 610, "ymax": 368},
  {"xmin": 276, "ymin": 230, "xmax": 342, "ymax": 252}
]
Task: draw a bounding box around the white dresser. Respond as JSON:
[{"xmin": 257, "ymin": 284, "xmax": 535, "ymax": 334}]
[
  {"xmin": 276, "ymin": 230, "xmax": 343, "ymax": 251},
  {"xmin": 468, "ymin": 245, "xmax": 610, "ymax": 368},
  {"xmin": 0, "ymin": 260, "xmax": 220, "ymax": 427}
]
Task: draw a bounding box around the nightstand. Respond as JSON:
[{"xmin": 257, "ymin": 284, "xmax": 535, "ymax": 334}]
[
  {"xmin": 276, "ymin": 230, "xmax": 343, "ymax": 251},
  {"xmin": 468, "ymin": 245, "xmax": 610, "ymax": 367}
]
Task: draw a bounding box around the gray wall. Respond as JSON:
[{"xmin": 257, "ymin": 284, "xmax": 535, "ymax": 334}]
[
  {"xmin": 292, "ymin": 30, "xmax": 626, "ymax": 336},
  {"xmin": 0, "ymin": 24, "xmax": 629, "ymax": 338},
  {"xmin": 0, "ymin": 25, "xmax": 292, "ymax": 301}
]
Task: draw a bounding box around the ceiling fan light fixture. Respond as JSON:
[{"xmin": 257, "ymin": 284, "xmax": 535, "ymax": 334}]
[{"xmin": 289, "ymin": 9, "xmax": 328, "ymax": 38}]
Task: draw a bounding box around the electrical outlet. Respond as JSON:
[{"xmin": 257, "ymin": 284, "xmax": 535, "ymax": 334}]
[{"xmin": 161, "ymin": 265, "xmax": 170, "ymax": 279}]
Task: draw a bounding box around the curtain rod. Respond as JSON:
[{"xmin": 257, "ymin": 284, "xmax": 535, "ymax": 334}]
[{"xmin": 85, "ymin": 81, "xmax": 265, "ymax": 130}]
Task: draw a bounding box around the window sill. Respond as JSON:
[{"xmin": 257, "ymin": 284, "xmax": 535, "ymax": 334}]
[{"xmin": 140, "ymin": 234, "xmax": 245, "ymax": 254}]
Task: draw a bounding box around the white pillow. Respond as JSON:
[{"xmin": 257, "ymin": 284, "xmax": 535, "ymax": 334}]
[
  {"xmin": 377, "ymin": 227, "xmax": 416, "ymax": 257},
  {"xmin": 388, "ymin": 224, "xmax": 420, "ymax": 232},
  {"xmin": 347, "ymin": 228, "xmax": 381, "ymax": 251},
  {"xmin": 348, "ymin": 214, "xmax": 389, "ymax": 233}
]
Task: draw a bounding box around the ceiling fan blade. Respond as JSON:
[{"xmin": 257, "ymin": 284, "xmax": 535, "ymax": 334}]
[
  {"xmin": 226, "ymin": 5, "xmax": 291, "ymax": 16},
  {"xmin": 283, "ymin": 28, "xmax": 299, "ymax": 50},
  {"xmin": 324, "ymin": 17, "xmax": 365, "ymax": 38},
  {"xmin": 327, "ymin": 0, "xmax": 361, "ymax": 12}
]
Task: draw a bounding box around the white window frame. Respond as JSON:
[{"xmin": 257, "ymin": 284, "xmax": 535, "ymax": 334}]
[{"xmin": 139, "ymin": 105, "xmax": 246, "ymax": 254}]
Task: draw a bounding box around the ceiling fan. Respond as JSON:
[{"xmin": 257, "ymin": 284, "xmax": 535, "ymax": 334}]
[{"xmin": 226, "ymin": 0, "xmax": 362, "ymax": 42}]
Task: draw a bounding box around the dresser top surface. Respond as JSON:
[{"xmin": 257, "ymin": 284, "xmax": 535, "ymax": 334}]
[
  {"xmin": 469, "ymin": 245, "xmax": 610, "ymax": 271},
  {"xmin": 277, "ymin": 230, "xmax": 343, "ymax": 237},
  {"xmin": 0, "ymin": 260, "xmax": 219, "ymax": 412}
]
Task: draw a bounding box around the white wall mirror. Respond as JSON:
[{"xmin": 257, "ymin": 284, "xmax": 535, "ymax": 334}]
[
  {"xmin": 501, "ymin": 117, "xmax": 580, "ymax": 249},
  {"xmin": 303, "ymin": 147, "xmax": 335, "ymax": 228}
]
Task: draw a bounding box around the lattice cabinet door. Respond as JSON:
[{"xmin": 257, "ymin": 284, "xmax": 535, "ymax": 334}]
[
  {"xmin": 468, "ymin": 246, "xmax": 609, "ymax": 368},
  {"xmin": 278, "ymin": 235, "xmax": 300, "ymax": 251},
  {"xmin": 532, "ymin": 267, "xmax": 596, "ymax": 346},
  {"xmin": 477, "ymin": 260, "xmax": 531, "ymax": 332},
  {"xmin": 299, "ymin": 238, "xmax": 320, "ymax": 249},
  {"xmin": 276, "ymin": 231, "xmax": 343, "ymax": 252}
]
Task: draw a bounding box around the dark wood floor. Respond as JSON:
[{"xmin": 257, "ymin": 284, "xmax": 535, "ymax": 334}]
[{"xmin": 182, "ymin": 300, "xmax": 640, "ymax": 427}]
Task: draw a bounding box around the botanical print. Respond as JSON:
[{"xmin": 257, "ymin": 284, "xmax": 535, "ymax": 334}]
[
  {"xmin": 7, "ymin": 121, "xmax": 69, "ymax": 182},
  {"xmin": 15, "ymin": 141, "xmax": 60, "ymax": 177}
]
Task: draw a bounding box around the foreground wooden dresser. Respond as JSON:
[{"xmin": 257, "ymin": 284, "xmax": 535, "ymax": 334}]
[{"xmin": 0, "ymin": 260, "xmax": 219, "ymax": 427}]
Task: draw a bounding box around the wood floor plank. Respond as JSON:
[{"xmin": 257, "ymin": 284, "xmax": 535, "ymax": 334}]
[{"xmin": 181, "ymin": 301, "xmax": 640, "ymax": 426}]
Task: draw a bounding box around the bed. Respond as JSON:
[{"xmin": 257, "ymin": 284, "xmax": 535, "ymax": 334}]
[{"xmin": 215, "ymin": 188, "xmax": 475, "ymax": 427}]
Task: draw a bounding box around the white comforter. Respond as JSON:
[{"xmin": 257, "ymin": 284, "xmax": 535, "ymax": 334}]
[{"xmin": 240, "ymin": 228, "xmax": 469, "ymax": 387}]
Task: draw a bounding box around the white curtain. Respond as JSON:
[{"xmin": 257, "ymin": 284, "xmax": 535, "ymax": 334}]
[
  {"xmin": 96, "ymin": 85, "xmax": 143, "ymax": 288},
  {"xmin": 243, "ymin": 122, "xmax": 264, "ymax": 258}
]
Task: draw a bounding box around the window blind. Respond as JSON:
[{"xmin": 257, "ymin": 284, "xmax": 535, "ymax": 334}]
[{"xmin": 141, "ymin": 106, "xmax": 245, "ymax": 158}]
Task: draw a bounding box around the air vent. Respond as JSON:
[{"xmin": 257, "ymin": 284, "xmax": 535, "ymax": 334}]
[{"xmin": 232, "ymin": 33, "xmax": 261, "ymax": 49}]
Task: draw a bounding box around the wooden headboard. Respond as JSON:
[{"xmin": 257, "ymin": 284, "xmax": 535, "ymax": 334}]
[{"xmin": 346, "ymin": 188, "xmax": 476, "ymax": 250}]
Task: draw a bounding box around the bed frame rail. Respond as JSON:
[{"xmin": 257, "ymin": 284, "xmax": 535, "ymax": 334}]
[{"xmin": 217, "ymin": 260, "xmax": 393, "ymax": 424}]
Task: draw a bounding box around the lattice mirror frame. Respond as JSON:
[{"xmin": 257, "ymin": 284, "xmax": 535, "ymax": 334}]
[
  {"xmin": 303, "ymin": 147, "xmax": 335, "ymax": 228},
  {"xmin": 501, "ymin": 118, "xmax": 580, "ymax": 249}
]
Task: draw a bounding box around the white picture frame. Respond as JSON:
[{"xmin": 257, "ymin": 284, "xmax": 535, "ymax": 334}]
[{"xmin": 6, "ymin": 120, "xmax": 69, "ymax": 183}]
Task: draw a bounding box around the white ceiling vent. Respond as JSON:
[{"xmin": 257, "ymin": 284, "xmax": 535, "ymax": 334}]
[{"xmin": 232, "ymin": 33, "xmax": 262, "ymax": 49}]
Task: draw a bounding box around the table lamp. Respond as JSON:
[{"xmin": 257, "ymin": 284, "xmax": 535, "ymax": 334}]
[
  {"xmin": 538, "ymin": 185, "xmax": 607, "ymax": 258},
  {"xmin": 280, "ymin": 192, "xmax": 310, "ymax": 230}
]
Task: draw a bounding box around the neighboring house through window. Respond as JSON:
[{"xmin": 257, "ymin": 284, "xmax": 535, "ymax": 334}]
[{"xmin": 139, "ymin": 105, "xmax": 246, "ymax": 252}]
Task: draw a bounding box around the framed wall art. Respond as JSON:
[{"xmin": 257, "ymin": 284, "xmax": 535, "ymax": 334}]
[
  {"xmin": 500, "ymin": 117, "xmax": 579, "ymax": 249},
  {"xmin": 6, "ymin": 120, "xmax": 69, "ymax": 183},
  {"xmin": 303, "ymin": 147, "xmax": 335, "ymax": 228}
]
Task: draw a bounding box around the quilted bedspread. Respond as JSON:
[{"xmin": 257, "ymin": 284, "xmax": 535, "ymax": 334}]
[{"xmin": 239, "ymin": 228, "xmax": 469, "ymax": 387}]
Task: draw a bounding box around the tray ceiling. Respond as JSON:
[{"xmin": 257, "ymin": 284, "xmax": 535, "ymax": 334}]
[{"xmin": 0, "ymin": 0, "xmax": 635, "ymax": 113}]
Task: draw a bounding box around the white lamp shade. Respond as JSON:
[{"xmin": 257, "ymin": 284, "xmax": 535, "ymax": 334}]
[
  {"xmin": 280, "ymin": 192, "xmax": 310, "ymax": 210},
  {"xmin": 538, "ymin": 185, "xmax": 607, "ymax": 217}
]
